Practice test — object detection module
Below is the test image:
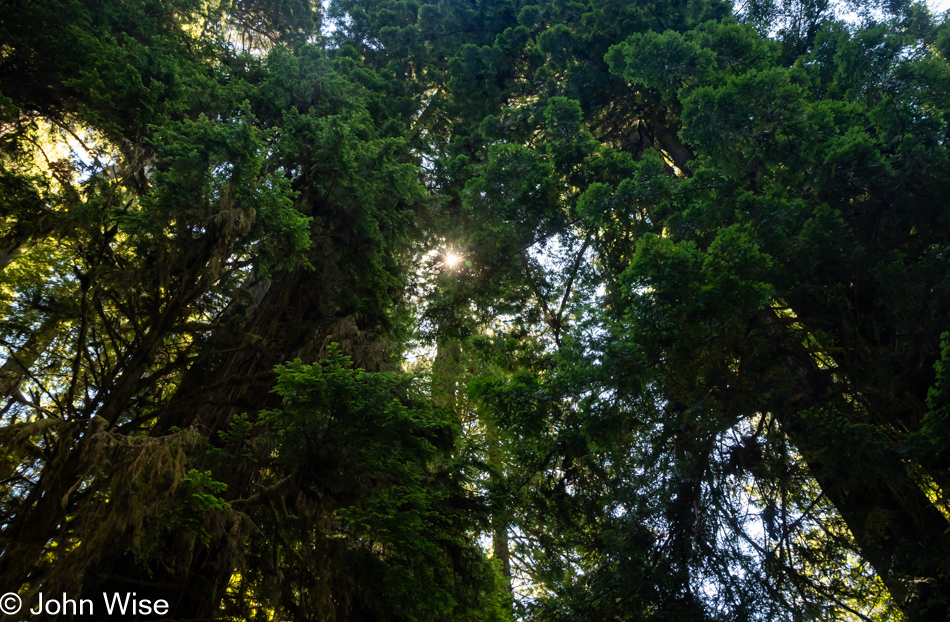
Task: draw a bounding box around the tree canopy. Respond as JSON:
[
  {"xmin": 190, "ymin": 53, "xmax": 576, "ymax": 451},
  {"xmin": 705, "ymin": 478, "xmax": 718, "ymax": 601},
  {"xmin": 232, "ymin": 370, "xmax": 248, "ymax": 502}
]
[{"xmin": 2, "ymin": 0, "xmax": 950, "ymax": 620}]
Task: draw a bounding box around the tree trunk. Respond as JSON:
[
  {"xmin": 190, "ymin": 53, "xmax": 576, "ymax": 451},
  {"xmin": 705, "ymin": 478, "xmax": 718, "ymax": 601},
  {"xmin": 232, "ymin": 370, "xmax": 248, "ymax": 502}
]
[
  {"xmin": 488, "ymin": 428, "xmax": 513, "ymax": 593},
  {"xmin": 79, "ymin": 263, "xmax": 334, "ymax": 619},
  {"xmin": 756, "ymin": 309, "xmax": 950, "ymax": 621}
]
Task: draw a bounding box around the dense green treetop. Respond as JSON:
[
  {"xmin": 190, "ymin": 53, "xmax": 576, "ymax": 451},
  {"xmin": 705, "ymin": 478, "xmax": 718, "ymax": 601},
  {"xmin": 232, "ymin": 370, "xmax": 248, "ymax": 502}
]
[
  {"xmin": 1, "ymin": 1, "xmax": 508, "ymax": 619},
  {"xmin": 324, "ymin": 0, "xmax": 950, "ymax": 619}
]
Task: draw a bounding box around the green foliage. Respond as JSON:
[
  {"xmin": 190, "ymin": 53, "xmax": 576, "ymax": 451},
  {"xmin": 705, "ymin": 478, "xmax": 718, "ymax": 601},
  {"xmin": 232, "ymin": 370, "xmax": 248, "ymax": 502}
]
[
  {"xmin": 239, "ymin": 346, "xmax": 512, "ymax": 621},
  {"xmin": 0, "ymin": 0, "xmax": 428, "ymax": 616},
  {"xmin": 327, "ymin": 0, "xmax": 950, "ymax": 619},
  {"xmin": 923, "ymin": 333, "xmax": 950, "ymax": 459},
  {"xmin": 169, "ymin": 469, "xmax": 231, "ymax": 545}
]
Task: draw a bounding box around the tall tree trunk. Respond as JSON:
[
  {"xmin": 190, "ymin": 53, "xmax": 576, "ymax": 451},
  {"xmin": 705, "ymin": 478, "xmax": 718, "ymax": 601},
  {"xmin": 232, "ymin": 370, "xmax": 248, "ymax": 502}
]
[
  {"xmin": 757, "ymin": 309, "xmax": 950, "ymax": 621},
  {"xmin": 80, "ymin": 263, "xmax": 334, "ymax": 619},
  {"xmin": 487, "ymin": 426, "xmax": 512, "ymax": 593}
]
